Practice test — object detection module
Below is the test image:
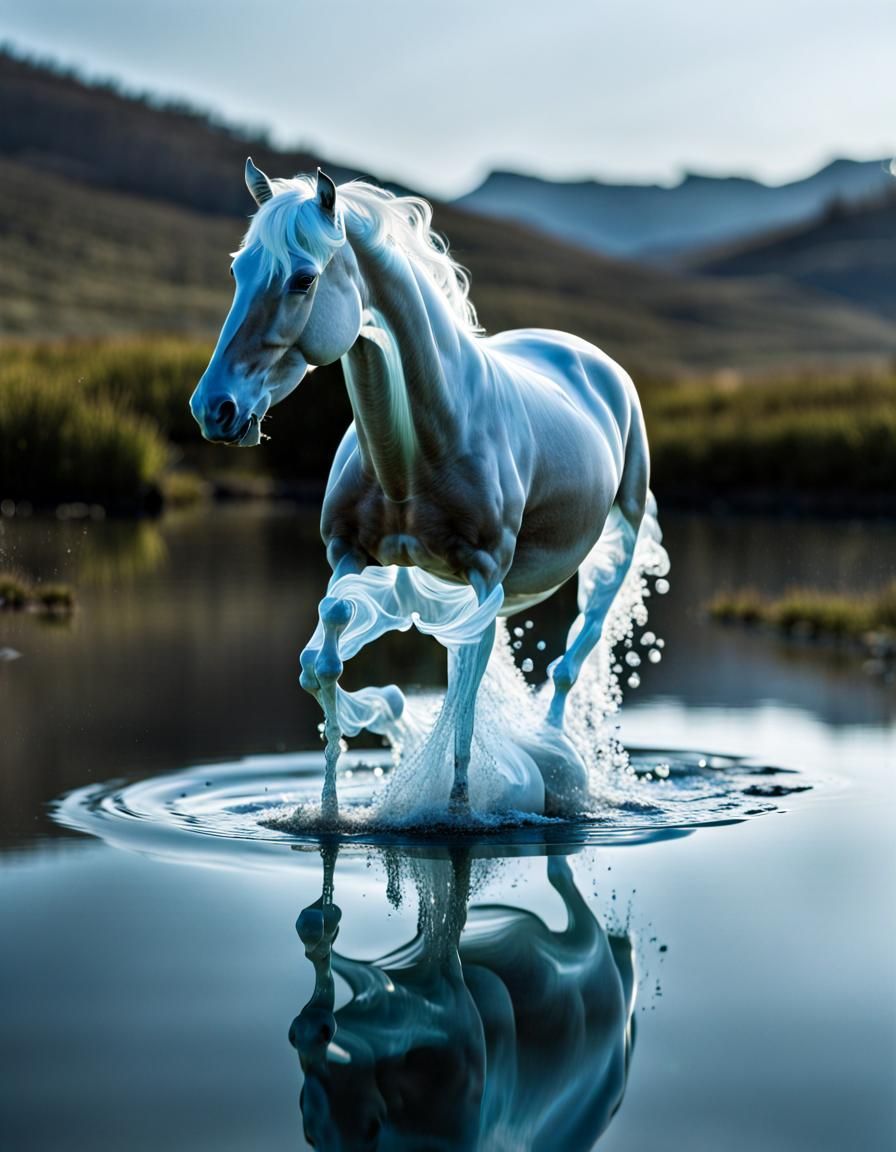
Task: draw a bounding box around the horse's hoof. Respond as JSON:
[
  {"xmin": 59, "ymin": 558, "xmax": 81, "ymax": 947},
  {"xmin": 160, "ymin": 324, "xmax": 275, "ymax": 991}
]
[
  {"xmin": 448, "ymin": 783, "xmax": 470, "ymax": 817},
  {"xmin": 296, "ymin": 906, "xmax": 324, "ymax": 948},
  {"xmin": 296, "ymin": 903, "xmax": 341, "ymax": 951}
]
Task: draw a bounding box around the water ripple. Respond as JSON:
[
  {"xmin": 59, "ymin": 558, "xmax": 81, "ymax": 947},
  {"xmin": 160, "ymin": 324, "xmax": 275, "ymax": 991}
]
[{"xmin": 51, "ymin": 747, "xmax": 812, "ymax": 869}]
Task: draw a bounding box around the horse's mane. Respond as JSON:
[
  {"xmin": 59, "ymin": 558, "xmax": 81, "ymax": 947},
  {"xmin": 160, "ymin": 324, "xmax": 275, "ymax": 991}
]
[{"xmin": 241, "ymin": 175, "xmax": 480, "ymax": 332}]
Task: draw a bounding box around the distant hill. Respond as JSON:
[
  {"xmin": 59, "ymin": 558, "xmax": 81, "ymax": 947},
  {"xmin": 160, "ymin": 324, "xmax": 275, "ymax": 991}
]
[
  {"xmin": 2, "ymin": 48, "xmax": 896, "ymax": 373},
  {"xmin": 688, "ymin": 193, "xmax": 896, "ymax": 320},
  {"xmin": 0, "ymin": 49, "xmax": 363, "ymax": 215},
  {"xmin": 455, "ymin": 160, "xmax": 895, "ymax": 259}
]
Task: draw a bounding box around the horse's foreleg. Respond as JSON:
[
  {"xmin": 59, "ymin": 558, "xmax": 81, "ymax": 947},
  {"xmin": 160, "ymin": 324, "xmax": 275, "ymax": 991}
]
[
  {"xmin": 311, "ymin": 596, "xmax": 354, "ymax": 824},
  {"xmin": 326, "ymin": 537, "xmax": 367, "ymax": 590},
  {"xmin": 448, "ymin": 619, "xmax": 497, "ymax": 812},
  {"xmin": 547, "ymin": 501, "xmax": 642, "ymax": 729},
  {"xmin": 300, "ymin": 539, "xmax": 365, "ymax": 704},
  {"xmin": 298, "ymin": 541, "xmax": 366, "ymax": 826},
  {"xmin": 300, "ymin": 565, "xmax": 423, "ymax": 820},
  {"xmin": 448, "ymin": 566, "xmax": 504, "ymax": 812}
]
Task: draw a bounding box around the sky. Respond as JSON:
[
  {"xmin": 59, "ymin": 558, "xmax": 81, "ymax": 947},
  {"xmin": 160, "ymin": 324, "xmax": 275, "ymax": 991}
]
[{"xmin": 1, "ymin": 0, "xmax": 893, "ymax": 197}]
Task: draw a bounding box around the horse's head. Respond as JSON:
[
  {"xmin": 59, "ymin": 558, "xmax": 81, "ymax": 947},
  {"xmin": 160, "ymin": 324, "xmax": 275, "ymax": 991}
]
[{"xmin": 190, "ymin": 160, "xmax": 362, "ymax": 445}]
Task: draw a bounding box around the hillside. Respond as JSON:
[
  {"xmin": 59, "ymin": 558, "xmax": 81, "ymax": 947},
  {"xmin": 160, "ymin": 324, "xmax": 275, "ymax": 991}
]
[
  {"xmin": 0, "ymin": 49, "xmax": 361, "ymax": 215},
  {"xmin": 689, "ymin": 194, "xmax": 896, "ymax": 320},
  {"xmin": 2, "ymin": 49, "xmax": 896, "ymax": 372},
  {"xmin": 4, "ymin": 157, "xmax": 896, "ymax": 372},
  {"xmin": 455, "ymin": 160, "xmax": 894, "ymax": 259}
]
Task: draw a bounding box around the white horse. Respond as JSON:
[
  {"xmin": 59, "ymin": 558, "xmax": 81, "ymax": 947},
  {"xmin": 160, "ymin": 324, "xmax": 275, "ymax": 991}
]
[{"xmin": 191, "ymin": 160, "xmax": 662, "ymax": 820}]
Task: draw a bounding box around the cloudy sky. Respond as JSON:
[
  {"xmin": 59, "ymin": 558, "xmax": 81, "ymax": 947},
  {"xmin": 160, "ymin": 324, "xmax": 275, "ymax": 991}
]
[{"xmin": 1, "ymin": 0, "xmax": 892, "ymax": 196}]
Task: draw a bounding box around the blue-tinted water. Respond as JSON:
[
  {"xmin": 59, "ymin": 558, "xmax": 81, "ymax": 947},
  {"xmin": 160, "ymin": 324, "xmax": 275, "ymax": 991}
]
[{"xmin": 0, "ymin": 506, "xmax": 894, "ymax": 1150}]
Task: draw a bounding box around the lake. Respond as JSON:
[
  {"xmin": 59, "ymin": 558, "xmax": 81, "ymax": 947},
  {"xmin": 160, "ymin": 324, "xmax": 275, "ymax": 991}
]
[{"xmin": 0, "ymin": 504, "xmax": 894, "ymax": 1150}]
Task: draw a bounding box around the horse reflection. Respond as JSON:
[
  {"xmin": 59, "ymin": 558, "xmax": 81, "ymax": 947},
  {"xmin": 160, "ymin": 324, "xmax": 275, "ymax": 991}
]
[{"xmin": 290, "ymin": 850, "xmax": 635, "ymax": 1150}]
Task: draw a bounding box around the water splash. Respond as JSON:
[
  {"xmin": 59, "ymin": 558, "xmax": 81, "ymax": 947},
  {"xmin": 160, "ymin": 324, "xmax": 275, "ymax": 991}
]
[{"xmin": 296, "ymin": 494, "xmax": 672, "ymax": 831}]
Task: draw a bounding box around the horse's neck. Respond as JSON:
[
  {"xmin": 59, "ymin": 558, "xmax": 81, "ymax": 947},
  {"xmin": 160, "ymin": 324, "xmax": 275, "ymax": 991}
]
[{"xmin": 342, "ymin": 241, "xmax": 479, "ymax": 502}]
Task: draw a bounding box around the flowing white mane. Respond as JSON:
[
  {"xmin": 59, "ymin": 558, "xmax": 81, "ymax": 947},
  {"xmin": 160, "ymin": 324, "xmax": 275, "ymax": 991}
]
[{"xmin": 242, "ymin": 175, "xmax": 480, "ymax": 332}]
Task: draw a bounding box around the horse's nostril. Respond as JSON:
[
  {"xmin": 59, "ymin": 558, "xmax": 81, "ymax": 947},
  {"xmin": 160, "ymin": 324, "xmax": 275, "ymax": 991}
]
[{"xmin": 215, "ymin": 397, "xmax": 238, "ymax": 430}]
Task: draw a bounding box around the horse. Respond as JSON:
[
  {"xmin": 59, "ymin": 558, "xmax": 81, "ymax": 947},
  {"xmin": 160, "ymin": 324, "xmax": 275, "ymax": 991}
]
[
  {"xmin": 290, "ymin": 851, "xmax": 636, "ymax": 1151},
  {"xmin": 190, "ymin": 160, "xmax": 664, "ymax": 820}
]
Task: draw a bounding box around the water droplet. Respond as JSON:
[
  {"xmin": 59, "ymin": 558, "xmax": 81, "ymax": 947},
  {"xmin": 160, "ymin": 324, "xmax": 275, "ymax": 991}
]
[
  {"xmin": 521, "ymin": 657, "xmax": 534, "ymax": 673},
  {"xmin": 536, "ymin": 640, "xmax": 546, "ymax": 651},
  {"xmin": 373, "ymin": 766, "xmax": 384, "ymax": 777},
  {"xmin": 613, "ymin": 663, "xmax": 623, "ymax": 674},
  {"xmin": 625, "ymin": 651, "xmax": 641, "ymax": 667},
  {"xmin": 513, "ymin": 640, "xmax": 522, "ymax": 650},
  {"xmin": 641, "ymin": 631, "xmax": 656, "ymax": 646},
  {"xmin": 648, "ymin": 648, "xmax": 662, "ymax": 664},
  {"xmin": 525, "ymin": 619, "xmax": 534, "ymax": 629},
  {"xmin": 656, "ymin": 638, "xmax": 665, "ymax": 649},
  {"xmin": 655, "ymin": 762, "xmax": 670, "ymax": 778},
  {"xmin": 698, "ymin": 758, "xmax": 707, "ymax": 768},
  {"xmin": 655, "ymin": 578, "xmax": 670, "ymax": 595},
  {"xmin": 627, "ymin": 672, "xmax": 640, "ymax": 688},
  {"xmin": 513, "ymin": 626, "xmax": 524, "ymax": 638}
]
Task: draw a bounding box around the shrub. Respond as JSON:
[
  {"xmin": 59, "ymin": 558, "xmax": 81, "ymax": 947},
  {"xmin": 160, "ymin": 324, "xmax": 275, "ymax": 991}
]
[
  {"xmin": 708, "ymin": 583, "xmax": 896, "ymax": 640},
  {"xmin": 0, "ymin": 367, "xmax": 167, "ymax": 507}
]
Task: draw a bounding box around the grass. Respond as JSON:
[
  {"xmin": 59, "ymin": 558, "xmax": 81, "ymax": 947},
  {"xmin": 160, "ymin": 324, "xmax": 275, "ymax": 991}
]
[
  {"xmin": 0, "ymin": 570, "xmax": 75, "ymax": 614},
  {"xmin": 0, "ymin": 338, "xmax": 894, "ymax": 512},
  {"xmin": 641, "ymin": 369, "xmax": 896, "ymax": 505},
  {"xmin": 0, "ymin": 363, "xmax": 168, "ymax": 509},
  {"xmin": 709, "ymin": 584, "xmax": 896, "ymax": 641},
  {"xmin": 159, "ymin": 469, "xmax": 211, "ymax": 507},
  {"xmin": 0, "ymin": 338, "xmax": 213, "ymax": 443}
]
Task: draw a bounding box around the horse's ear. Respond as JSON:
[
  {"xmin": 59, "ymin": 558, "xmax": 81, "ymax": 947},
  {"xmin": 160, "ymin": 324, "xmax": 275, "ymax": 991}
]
[
  {"xmin": 245, "ymin": 156, "xmax": 273, "ymax": 206},
  {"xmin": 316, "ymin": 168, "xmax": 338, "ymax": 222}
]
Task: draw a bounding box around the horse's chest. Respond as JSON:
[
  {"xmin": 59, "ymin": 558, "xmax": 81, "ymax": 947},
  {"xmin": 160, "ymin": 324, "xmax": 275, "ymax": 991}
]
[
  {"xmin": 355, "ymin": 494, "xmax": 485, "ymax": 579},
  {"xmin": 373, "ymin": 531, "xmax": 438, "ymax": 569}
]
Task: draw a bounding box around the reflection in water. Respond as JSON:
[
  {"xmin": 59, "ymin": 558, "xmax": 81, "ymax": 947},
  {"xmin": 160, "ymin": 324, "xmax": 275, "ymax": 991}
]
[
  {"xmin": 75, "ymin": 520, "xmax": 168, "ymax": 587},
  {"xmin": 291, "ymin": 849, "xmax": 635, "ymax": 1150}
]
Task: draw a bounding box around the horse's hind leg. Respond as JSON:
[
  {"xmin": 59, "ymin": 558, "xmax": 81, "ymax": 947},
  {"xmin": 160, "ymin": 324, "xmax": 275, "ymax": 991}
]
[{"xmin": 547, "ymin": 449, "xmax": 647, "ymax": 730}]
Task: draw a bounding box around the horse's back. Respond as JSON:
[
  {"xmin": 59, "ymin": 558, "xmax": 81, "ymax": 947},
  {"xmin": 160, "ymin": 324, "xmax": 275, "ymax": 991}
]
[{"xmin": 484, "ymin": 326, "xmax": 636, "ymax": 430}]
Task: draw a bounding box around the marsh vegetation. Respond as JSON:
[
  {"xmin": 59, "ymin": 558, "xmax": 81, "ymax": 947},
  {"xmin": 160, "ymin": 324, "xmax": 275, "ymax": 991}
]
[{"xmin": 2, "ymin": 338, "xmax": 894, "ymax": 515}]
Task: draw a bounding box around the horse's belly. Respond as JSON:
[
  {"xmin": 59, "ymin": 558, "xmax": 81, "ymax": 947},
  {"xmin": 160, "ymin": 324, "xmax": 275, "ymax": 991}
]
[
  {"xmin": 504, "ymin": 482, "xmax": 615, "ymax": 603},
  {"xmin": 502, "ymin": 536, "xmax": 590, "ymax": 606}
]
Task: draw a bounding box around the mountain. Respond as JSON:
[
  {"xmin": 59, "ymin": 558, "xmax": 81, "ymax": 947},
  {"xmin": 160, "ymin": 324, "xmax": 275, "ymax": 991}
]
[
  {"xmin": 687, "ymin": 193, "xmax": 896, "ymax": 320},
  {"xmin": 2, "ymin": 48, "xmax": 896, "ymax": 373},
  {"xmin": 455, "ymin": 160, "xmax": 895, "ymax": 259}
]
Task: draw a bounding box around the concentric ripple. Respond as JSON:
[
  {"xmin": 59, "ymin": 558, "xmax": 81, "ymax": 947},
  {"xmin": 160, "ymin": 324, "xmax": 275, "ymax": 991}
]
[{"xmin": 51, "ymin": 747, "xmax": 812, "ymax": 868}]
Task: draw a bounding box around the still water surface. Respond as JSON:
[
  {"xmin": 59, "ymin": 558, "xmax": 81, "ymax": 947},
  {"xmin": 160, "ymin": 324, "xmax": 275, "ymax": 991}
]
[{"xmin": 0, "ymin": 505, "xmax": 893, "ymax": 1150}]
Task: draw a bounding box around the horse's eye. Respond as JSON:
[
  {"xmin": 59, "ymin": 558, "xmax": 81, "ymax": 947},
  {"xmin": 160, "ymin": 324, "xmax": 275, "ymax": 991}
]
[{"xmin": 287, "ymin": 271, "xmax": 316, "ymax": 295}]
